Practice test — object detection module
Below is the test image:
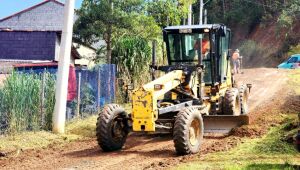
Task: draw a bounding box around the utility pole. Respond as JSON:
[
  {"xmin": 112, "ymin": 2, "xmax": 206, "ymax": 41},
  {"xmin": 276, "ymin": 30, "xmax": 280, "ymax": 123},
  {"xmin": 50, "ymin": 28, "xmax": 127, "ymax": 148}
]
[
  {"xmin": 52, "ymin": 0, "xmax": 75, "ymax": 134},
  {"xmin": 199, "ymin": 0, "xmax": 203, "ymax": 25},
  {"xmin": 204, "ymin": 9, "xmax": 207, "ymax": 24},
  {"xmin": 188, "ymin": 4, "xmax": 192, "ymax": 25}
]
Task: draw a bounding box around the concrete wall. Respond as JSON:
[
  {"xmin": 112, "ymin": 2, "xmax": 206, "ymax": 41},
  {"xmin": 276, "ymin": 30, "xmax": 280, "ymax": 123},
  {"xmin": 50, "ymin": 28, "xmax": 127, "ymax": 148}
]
[{"xmin": 0, "ymin": 1, "xmax": 64, "ymax": 31}]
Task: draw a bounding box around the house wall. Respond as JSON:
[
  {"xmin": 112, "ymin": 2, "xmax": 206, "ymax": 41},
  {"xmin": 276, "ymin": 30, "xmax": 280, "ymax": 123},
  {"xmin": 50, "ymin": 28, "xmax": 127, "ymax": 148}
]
[
  {"xmin": 54, "ymin": 34, "xmax": 76, "ymax": 64},
  {"xmin": 0, "ymin": 1, "xmax": 64, "ymax": 31},
  {"xmin": 0, "ymin": 31, "xmax": 56, "ymax": 60},
  {"xmin": 0, "ymin": 0, "xmax": 77, "ymax": 64},
  {"xmin": 55, "ymin": 34, "xmax": 61, "ymax": 61}
]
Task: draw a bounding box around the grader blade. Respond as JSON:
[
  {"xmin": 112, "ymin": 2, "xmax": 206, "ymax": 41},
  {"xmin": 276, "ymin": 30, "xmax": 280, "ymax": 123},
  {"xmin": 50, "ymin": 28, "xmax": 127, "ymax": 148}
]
[{"xmin": 203, "ymin": 115, "xmax": 249, "ymax": 134}]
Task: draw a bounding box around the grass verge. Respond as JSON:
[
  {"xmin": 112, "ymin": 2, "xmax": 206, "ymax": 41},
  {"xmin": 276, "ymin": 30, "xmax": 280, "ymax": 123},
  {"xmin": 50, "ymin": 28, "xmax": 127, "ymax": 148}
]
[
  {"xmin": 0, "ymin": 102, "xmax": 131, "ymax": 154},
  {"xmin": 288, "ymin": 69, "xmax": 300, "ymax": 95},
  {"xmin": 0, "ymin": 115, "xmax": 98, "ymax": 153}
]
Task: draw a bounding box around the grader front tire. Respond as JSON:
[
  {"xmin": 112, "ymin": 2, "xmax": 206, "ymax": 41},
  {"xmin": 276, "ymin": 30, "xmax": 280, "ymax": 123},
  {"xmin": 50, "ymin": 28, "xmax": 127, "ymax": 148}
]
[
  {"xmin": 239, "ymin": 85, "xmax": 249, "ymax": 115},
  {"xmin": 173, "ymin": 107, "xmax": 204, "ymax": 155},
  {"xmin": 96, "ymin": 104, "xmax": 129, "ymax": 152},
  {"xmin": 224, "ymin": 88, "xmax": 241, "ymax": 115}
]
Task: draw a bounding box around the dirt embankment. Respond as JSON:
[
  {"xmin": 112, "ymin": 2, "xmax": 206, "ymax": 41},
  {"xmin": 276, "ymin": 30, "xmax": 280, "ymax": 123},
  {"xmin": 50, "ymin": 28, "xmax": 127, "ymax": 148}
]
[
  {"xmin": 231, "ymin": 19, "xmax": 300, "ymax": 68},
  {"xmin": 0, "ymin": 68, "xmax": 298, "ymax": 170}
]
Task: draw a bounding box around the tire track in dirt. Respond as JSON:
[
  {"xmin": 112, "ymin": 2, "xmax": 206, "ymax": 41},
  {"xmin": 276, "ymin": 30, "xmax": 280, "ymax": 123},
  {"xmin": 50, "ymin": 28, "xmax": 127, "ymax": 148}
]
[
  {"xmin": 236, "ymin": 68, "xmax": 288, "ymax": 112},
  {"xmin": 0, "ymin": 68, "xmax": 288, "ymax": 170}
]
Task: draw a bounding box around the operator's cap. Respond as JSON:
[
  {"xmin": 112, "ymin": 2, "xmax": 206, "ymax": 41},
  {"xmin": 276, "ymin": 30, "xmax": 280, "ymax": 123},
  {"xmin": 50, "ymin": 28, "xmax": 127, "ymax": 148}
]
[{"xmin": 235, "ymin": 49, "xmax": 240, "ymax": 53}]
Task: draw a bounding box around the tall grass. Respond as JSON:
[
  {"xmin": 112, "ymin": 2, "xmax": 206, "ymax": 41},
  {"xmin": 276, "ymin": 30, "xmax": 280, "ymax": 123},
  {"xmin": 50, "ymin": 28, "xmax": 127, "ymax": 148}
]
[
  {"xmin": 0, "ymin": 71, "xmax": 55, "ymax": 134},
  {"xmin": 43, "ymin": 72, "xmax": 56, "ymax": 130}
]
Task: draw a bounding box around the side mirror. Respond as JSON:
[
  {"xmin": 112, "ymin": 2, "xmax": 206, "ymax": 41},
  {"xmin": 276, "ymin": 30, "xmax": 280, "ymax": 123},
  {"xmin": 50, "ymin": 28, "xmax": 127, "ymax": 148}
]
[
  {"xmin": 163, "ymin": 30, "xmax": 168, "ymax": 42},
  {"xmin": 218, "ymin": 26, "xmax": 227, "ymax": 37}
]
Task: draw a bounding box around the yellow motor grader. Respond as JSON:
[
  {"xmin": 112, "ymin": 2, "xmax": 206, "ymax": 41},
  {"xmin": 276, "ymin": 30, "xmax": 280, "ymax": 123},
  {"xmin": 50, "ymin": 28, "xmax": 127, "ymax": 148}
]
[{"xmin": 96, "ymin": 24, "xmax": 251, "ymax": 155}]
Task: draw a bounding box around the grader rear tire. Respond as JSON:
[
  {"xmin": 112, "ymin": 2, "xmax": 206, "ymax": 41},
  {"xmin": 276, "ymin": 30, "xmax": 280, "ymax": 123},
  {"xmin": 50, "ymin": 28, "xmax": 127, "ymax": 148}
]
[
  {"xmin": 224, "ymin": 88, "xmax": 241, "ymax": 115},
  {"xmin": 239, "ymin": 85, "xmax": 249, "ymax": 115},
  {"xmin": 96, "ymin": 104, "xmax": 129, "ymax": 152},
  {"xmin": 173, "ymin": 107, "xmax": 204, "ymax": 155}
]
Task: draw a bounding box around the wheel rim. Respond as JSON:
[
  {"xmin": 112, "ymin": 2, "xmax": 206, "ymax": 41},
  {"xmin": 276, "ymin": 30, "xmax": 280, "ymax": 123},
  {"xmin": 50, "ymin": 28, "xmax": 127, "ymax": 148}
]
[
  {"xmin": 189, "ymin": 119, "xmax": 200, "ymax": 146},
  {"xmin": 112, "ymin": 117, "xmax": 126, "ymax": 141}
]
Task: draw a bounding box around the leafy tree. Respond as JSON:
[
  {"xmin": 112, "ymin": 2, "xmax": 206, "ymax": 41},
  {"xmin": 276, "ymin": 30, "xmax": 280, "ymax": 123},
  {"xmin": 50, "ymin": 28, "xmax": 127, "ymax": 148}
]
[
  {"xmin": 204, "ymin": 0, "xmax": 264, "ymax": 27},
  {"xmin": 74, "ymin": 0, "xmax": 144, "ymax": 64},
  {"xmin": 113, "ymin": 36, "xmax": 152, "ymax": 86},
  {"xmin": 146, "ymin": 0, "xmax": 194, "ymax": 28},
  {"xmin": 111, "ymin": 14, "xmax": 161, "ymax": 85},
  {"xmin": 278, "ymin": 0, "xmax": 300, "ymax": 28}
]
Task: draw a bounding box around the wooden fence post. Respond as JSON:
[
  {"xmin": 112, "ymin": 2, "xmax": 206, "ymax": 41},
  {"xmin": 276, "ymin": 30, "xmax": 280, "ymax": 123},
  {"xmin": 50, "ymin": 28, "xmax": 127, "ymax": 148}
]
[{"xmin": 41, "ymin": 71, "xmax": 46, "ymax": 127}]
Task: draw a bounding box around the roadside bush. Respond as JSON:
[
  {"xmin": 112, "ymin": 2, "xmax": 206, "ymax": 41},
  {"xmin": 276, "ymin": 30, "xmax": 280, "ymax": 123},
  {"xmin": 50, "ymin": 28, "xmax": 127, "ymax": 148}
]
[
  {"xmin": 0, "ymin": 72, "xmax": 55, "ymax": 134},
  {"xmin": 288, "ymin": 44, "xmax": 300, "ymax": 57},
  {"xmin": 238, "ymin": 40, "xmax": 269, "ymax": 67},
  {"xmin": 239, "ymin": 40, "xmax": 262, "ymax": 60}
]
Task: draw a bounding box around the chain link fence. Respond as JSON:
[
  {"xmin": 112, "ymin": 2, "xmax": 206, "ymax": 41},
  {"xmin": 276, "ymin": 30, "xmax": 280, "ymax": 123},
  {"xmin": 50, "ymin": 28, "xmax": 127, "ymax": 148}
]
[{"xmin": 72, "ymin": 64, "xmax": 116, "ymax": 118}]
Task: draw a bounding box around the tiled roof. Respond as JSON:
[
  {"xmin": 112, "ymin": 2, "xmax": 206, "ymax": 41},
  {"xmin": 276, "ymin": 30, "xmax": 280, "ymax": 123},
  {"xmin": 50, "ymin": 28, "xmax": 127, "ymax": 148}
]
[
  {"xmin": 0, "ymin": 0, "xmax": 64, "ymax": 22},
  {"xmin": 0, "ymin": 0, "xmax": 68, "ymax": 31}
]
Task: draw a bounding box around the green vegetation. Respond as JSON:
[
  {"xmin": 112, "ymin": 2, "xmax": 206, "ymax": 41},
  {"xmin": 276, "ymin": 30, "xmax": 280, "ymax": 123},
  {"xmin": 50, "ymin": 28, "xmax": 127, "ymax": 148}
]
[
  {"xmin": 289, "ymin": 69, "xmax": 300, "ymax": 96},
  {"xmin": 174, "ymin": 116, "xmax": 299, "ymax": 170},
  {"xmin": 113, "ymin": 36, "xmax": 152, "ymax": 86},
  {"xmin": 65, "ymin": 115, "xmax": 97, "ymax": 138},
  {"xmin": 204, "ymin": 0, "xmax": 263, "ymax": 27},
  {"xmin": 74, "ymin": 0, "xmax": 143, "ymax": 64},
  {"xmin": 277, "ymin": 0, "xmax": 300, "ymax": 28},
  {"xmin": 288, "ymin": 45, "xmax": 300, "ymax": 58},
  {"xmin": 239, "ymin": 40, "xmax": 263, "ymax": 62},
  {"xmin": 0, "ymin": 72, "xmax": 55, "ymax": 134},
  {"xmin": 0, "ymin": 102, "xmax": 132, "ymax": 153},
  {"xmin": 203, "ymin": 0, "xmax": 300, "ymax": 29},
  {"xmin": 288, "ymin": 69, "xmax": 300, "ymax": 95}
]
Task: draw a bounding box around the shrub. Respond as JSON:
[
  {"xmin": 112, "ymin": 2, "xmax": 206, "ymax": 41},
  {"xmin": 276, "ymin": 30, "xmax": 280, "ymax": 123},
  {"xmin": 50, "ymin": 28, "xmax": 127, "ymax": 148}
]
[{"xmin": 239, "ymin": 40, "xmax": 261, "ymax": 60}]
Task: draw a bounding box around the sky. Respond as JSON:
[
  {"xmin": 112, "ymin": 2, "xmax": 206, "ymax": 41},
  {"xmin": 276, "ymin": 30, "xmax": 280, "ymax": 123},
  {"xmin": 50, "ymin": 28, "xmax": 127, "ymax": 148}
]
[{"xmin": 0, "ymin": 0, "xmax": 83, "ymax": 19}]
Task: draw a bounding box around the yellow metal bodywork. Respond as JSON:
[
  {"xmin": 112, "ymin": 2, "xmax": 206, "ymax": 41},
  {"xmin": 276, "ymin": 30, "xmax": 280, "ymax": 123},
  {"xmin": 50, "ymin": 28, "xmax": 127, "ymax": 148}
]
[
  {"xmin": 203, "ymin": 55, "xmax": 233, "ymax": 112},
  {"xmin": 131, "ymin": 50, "xmax": 235, "ymax": 132},
  {"xmin": 132, "ymin": 70, "xmax": 184, "ymax": 131}
]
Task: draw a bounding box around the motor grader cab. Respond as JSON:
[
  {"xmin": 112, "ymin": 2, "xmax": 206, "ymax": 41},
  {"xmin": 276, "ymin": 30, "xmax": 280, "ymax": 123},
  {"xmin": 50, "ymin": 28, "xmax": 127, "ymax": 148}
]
[{"xmin": 96, "ymin": 24, "xmax": 251, "ymax": 155}]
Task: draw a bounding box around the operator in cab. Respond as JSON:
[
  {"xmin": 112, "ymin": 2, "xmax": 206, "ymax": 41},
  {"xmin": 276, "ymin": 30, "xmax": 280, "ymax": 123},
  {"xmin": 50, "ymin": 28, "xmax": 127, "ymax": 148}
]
[{"xmin": 189, "ymin": 38, "xmax": 210, "ymax": 62}]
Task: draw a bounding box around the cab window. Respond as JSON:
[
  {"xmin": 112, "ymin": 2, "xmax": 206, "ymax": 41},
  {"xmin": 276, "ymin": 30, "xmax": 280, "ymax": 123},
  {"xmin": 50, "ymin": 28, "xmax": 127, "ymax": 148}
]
[{"xmin": 168, "ymin": 33, "xmax": 210, "ymax": 65}]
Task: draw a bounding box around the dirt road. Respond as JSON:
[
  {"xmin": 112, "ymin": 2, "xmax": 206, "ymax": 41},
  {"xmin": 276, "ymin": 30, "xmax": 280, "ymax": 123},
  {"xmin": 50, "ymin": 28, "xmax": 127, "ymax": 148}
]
[{"xmin": 0, "ymin": 68, "xmax": 289, "ymax": 170}]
